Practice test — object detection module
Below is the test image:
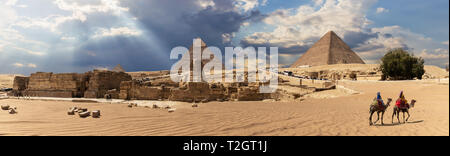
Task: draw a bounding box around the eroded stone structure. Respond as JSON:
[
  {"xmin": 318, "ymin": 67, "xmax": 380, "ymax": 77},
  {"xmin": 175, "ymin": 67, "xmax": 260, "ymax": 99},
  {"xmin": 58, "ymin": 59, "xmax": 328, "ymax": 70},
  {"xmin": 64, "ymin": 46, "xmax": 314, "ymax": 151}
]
[{"xmin": 10, "ymin": 70, "xmax": 131, "ymax": 98}]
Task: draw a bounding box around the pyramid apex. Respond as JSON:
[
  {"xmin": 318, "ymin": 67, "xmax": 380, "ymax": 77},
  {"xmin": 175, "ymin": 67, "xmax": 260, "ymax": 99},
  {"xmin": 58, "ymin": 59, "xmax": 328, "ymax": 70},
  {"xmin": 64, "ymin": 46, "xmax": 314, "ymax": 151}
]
[
  {"xmin": 112, "ymin": 64, "xmax": 125, "ymax": 72},
  {"xmin": 326, "ymin": 31, "xmax": 337, "ymax": 35}
]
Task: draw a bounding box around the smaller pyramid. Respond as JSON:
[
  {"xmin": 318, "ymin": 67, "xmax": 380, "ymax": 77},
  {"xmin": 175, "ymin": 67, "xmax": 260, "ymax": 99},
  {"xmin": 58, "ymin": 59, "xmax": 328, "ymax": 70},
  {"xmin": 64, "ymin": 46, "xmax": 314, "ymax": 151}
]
[{"xmin": 112, "ymin": 64, "xmax": 125, "ymax": 72}]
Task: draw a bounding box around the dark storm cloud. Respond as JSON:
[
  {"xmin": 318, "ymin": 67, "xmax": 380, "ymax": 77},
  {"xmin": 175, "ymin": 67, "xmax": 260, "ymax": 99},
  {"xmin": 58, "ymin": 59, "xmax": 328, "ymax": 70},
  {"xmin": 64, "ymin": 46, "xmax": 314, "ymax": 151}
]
[
  {"xmin": 72, "ymin": 36, "xmax": 170, "ymax": 71},
  {"xmin": 69, "ymin": 0, "xmax": 267, "ymax": 71}
]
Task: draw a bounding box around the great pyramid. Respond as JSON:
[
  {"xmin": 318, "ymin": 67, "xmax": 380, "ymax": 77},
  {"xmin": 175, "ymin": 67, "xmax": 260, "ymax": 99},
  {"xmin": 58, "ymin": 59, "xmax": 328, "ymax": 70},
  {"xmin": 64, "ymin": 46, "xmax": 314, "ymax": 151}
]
[
  {"xmin": 290, "ymin": 31, "xmax": 365, "ymax": 68},
  {"xmin": 112, "ymin": 64, "xmax": 125, "ymax": 72}
]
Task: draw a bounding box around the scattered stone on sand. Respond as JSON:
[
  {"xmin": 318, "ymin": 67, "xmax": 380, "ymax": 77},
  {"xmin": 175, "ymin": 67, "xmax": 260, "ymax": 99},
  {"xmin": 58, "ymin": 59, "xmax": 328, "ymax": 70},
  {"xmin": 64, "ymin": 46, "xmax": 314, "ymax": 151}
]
[
  {"xmin": 78, "ymin": 108, "xmax": 88, "ymax": 113},
  {"xmin": 67, "ymin": 108, "xmax": 75, "ymax": 115},
  {"xmin": 164, "ymin": 105, "xmax": 171, "ymax": 109},
  {"xmin": 168, "ymin": 108, "xmax": 176, "ymax": 113},
  {"xmin": 152, "ymin": 104, "xmax": 159, "ymax": 109},
  {"xmin": 79, "ymin": 111, "xmax": 91, "ymax": 118},
  {"xmin": 128, "ymin": 103, "xmax": 138, "ymax": 108},
  {"xmin": 9, "ymin": 108, "xmax": 17, "ymax": 114},
  {"xmin": 1, "ymin": 105, "xmax": 10, "ymax": 110},
  {"xmin": 192, "ymin": 104, "xmax": 198, "ymax": 108},
  {"xmin": 217, "ymin": 99, "xmax": 224, "ymax": 102},
  {"xmin": 92, "ymin": 110, "xmax": 101, "ymax": 118}
]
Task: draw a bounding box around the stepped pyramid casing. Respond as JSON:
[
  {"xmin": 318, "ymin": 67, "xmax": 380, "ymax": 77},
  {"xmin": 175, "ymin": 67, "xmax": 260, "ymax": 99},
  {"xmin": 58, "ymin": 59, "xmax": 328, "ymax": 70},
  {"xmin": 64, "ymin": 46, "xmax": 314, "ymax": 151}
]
[{"xmin": 290, "ymin": 31, "xmax": 365, "ymax": 68}]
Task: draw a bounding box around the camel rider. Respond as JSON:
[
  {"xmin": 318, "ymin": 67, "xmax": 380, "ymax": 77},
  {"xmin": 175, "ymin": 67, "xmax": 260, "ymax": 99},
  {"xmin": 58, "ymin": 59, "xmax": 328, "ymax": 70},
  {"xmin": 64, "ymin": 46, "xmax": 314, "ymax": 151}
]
[
  {"xmin": 396, "ymin": 91, "xmax": 408, "ymax": 109},
  {"xmin": 372, "ymin": 92, "xmax": 385, "ymax": 109}
]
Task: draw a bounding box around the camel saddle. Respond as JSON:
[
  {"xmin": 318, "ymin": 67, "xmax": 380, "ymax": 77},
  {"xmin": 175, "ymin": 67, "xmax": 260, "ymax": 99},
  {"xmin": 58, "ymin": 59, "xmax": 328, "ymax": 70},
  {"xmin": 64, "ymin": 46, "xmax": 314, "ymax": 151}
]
[
  {"xmin": 371, "ymin": 99, "xmax": 385, "ymax": 109},
  {"xmin": 395, "ymin": 99, "xmax": 409, "ymax": 109}
]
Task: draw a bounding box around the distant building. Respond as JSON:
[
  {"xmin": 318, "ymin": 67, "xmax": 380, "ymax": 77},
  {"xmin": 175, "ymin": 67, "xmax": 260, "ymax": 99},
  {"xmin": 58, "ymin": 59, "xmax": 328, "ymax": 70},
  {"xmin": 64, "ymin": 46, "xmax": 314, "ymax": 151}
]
[{"xmin": 290, "ymin": 31, "xmax": 365, "ymax": 68}]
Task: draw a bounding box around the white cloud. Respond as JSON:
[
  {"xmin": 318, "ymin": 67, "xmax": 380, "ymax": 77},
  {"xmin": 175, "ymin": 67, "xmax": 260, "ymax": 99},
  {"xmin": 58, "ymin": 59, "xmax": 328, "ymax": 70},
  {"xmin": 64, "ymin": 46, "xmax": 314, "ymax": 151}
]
[
  {"xmin": 244, "ymin": 0, "xmax": 377, "ymax": 49},
  {"xmin": 12, "ymin": 62, "xmax": 38, "ymax": 68},
  {"xmin": 53, "ymin": 0, "xmax": 129, "ymax": 16},
  {"xmin": 235, "ymin": 0, "xmax": 262, "ymax": 12},
  {"xmin": 418, "ymin": 49, "xmax": 449, "ymax": 60},
  {"xmin": 13, "ymin": 63, "xmax": 24, "ymax": 67},
  {"xmin": 442, "ymin": 41, "xmax": 449, "ymax": 46},
  {"xmin": 313, "ymin": 0, "xmax": 325, "ymax": 6},
  {"xmin": 92, "ymin": 27, "xmax": 142, "ymax": 38},
  {"xmin": 13, "ymin": 0, "xmax": 131, "ymax": 33},
  {"xmin": 5, "ymin": 0, "xmax": 18, "ymax": 6},
  {"xmin": 376, "ymin": 7, "xmax": 389, "ymax": 14},
  {"xmin": 222, "ymin": 33, "xmax": 235, "ymax": 43},
  {"xmin": 196, "ymin": 0, "xmax": 215, "ymax": 9},
  {"xmin": 12, "ymin": 46, "xmax": 46, "ymax": 56},
  {"xmin": 27, "ymin": 63, "xmax": 37, "ymax": 68}
]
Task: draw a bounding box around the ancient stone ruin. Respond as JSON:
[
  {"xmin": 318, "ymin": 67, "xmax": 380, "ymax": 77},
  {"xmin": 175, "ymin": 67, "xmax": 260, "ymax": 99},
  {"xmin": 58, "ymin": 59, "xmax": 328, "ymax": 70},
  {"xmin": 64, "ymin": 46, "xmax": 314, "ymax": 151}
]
[
  {"xmin": 290, "ymin": 31, "xmax": 365, "ymax": 68},
  {"xmin": 9, "ymin": 69, "xmax": 276, "ymax": 102},
  {"xmin": 9, "ymin": 70, "xmax": 132, "ymax": 98}
]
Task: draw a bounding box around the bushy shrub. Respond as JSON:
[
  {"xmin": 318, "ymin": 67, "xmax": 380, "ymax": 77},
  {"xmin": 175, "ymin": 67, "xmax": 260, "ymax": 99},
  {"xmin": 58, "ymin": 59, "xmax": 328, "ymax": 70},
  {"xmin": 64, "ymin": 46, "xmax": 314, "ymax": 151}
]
[{"xmin": 380, "ymin": 48, "xmax": 425, "ymax": 80}]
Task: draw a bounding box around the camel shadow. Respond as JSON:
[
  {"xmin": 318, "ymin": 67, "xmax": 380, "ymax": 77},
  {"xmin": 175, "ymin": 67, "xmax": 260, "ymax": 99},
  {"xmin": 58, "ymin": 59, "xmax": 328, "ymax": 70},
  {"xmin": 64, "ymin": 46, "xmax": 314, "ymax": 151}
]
[
  {"xmin": 374, "ymin": 123, "xmax": 401, "ymax": 127},
  {"xmin": 374, "ymin": 120, "xmax": 424, "ymax": 127},
  {"xmin": 406, "ymin": 120, "xmax": 424, "ymax": 124}
]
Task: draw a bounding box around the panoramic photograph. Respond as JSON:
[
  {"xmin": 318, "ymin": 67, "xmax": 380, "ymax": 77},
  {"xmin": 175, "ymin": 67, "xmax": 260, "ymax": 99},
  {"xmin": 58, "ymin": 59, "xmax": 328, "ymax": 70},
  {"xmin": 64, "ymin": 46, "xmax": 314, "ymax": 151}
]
[{"xmin": 0, "ymin": 0, "xmax": 448, "ymax": 141}]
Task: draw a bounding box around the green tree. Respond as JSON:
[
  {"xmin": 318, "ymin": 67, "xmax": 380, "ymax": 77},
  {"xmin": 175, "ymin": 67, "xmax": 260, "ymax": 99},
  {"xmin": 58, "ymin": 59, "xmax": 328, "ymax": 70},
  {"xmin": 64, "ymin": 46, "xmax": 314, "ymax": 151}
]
[{"xmin": 380, "ymin": 48, "xmax": 425, "ymax": 80}]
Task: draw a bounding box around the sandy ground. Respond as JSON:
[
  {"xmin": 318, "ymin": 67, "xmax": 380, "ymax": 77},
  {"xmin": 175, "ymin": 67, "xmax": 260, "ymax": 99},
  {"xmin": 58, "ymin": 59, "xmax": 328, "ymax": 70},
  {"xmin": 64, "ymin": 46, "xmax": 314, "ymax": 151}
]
[{"xmin": 0, "ymin": 80, "xmax": 448, "ymax": 136}]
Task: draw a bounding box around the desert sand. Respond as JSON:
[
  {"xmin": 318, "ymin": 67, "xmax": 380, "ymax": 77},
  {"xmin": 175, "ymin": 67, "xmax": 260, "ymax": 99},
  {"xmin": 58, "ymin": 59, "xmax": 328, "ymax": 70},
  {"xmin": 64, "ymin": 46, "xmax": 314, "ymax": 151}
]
[{"xmin": 0, "ymin": 80, "xmax": 448, "ymax": 136}]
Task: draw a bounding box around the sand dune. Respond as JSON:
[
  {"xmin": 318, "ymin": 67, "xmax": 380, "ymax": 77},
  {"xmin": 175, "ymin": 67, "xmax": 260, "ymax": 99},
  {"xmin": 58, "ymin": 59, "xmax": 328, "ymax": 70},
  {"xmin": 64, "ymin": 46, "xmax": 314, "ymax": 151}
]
[{"xmin": 0, "ymin": 80, "xmax": 448, "ymax": 136}]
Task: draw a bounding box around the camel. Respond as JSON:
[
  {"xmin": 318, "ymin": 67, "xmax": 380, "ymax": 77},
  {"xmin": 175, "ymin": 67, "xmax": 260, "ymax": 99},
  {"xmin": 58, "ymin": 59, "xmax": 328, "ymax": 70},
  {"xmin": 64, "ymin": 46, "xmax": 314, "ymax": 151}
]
[
  {"xmin": 392, "ymin": 99, "xmax": 416, "ymax": 124},
  {"xmin": 369, "ymin": 98, "xmax": 392, "ymax": 126}
]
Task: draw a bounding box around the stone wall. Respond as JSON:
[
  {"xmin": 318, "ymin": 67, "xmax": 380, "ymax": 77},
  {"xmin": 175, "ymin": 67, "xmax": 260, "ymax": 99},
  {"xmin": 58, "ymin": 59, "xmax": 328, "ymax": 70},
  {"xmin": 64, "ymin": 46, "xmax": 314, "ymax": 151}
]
[
  {"xmin": 13, "ymin": 76, "xmax": 29, "ymax": 91},
  {"xmin": 84, "ymin": 70, "xmax": 132, "ymax": 98},
  {"xmin": 10, "ymin": 70, "xmax": 131, "ymax": 98},
  {"xmin": 23, "ymin": 72, "xmax": 86, "ymax": 98},
  {"xmin": 169, "ymin": 82, "xmax": 210, "ymax": 102}
]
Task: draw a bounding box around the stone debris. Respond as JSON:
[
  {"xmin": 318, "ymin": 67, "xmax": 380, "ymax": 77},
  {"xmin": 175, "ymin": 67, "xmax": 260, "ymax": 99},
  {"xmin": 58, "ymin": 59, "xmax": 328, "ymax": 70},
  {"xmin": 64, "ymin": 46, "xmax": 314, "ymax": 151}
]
[
  {"xmin": 152, "ymin": 104, "xmax": 159, "ymax": 109},
  {"xmin": 79, "ymin": 111, "xmax": 91, "ymax": 118},
  {"xmin": 68, "ymin": 107, "xmax": 100, "ymax": 118},
  {"xmin": 192, "ymin": 104, "xmax": 198, "ymax": 108},
  {"xmin": 168, "ymin": 108, "xmax": 176, "ymax": 113},
  {"xmin": 1, "ymin": 105, "xmax": 10, "ymax": 110},
  {"xmin": 68, "ymin": 107, "xmax": 76, "ymax": 115},
  {"xmin": 77, "ymin": 108, "xmax": 88, "ymax": 113},
  {"xmin": 92, "ymin": 110, "xmax": 101, "ymax": 118},
  {"xmin": 9, "ymin": 108, "xmax": 17, "ymax": 114},
  {"xmin": 128, "ymin": 103, "xmax": 138, "ymax": 108}
]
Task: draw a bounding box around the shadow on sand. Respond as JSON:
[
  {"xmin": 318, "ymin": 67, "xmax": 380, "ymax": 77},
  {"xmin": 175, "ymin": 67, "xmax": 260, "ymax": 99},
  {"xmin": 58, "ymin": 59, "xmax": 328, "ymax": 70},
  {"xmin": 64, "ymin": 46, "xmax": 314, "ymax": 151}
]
[{"xmin": 374, "ymin": 120, "xmax": 424, "ymax": 127}]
